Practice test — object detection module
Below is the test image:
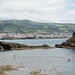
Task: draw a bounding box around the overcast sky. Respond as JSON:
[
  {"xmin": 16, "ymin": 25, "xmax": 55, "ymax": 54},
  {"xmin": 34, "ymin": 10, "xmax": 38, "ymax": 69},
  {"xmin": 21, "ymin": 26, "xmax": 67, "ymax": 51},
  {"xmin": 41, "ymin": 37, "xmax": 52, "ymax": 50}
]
[{"xmin": 0, "ymin": 0, "xmax": 75, "ymax": 23}]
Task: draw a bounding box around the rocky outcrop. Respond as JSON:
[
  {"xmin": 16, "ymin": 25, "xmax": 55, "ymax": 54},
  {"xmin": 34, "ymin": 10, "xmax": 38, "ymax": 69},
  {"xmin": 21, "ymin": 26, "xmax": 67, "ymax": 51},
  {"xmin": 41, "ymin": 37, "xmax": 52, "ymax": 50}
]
[
  {"xmin": 67, "ymin": 32, "xmax": 75, "ymax": 43},
  {"xmin": 0, "ymin": 42, "xmax": 30, "ymax": 50},
  {"xmin": 0, "ymin": 46, "xmax": 4, "ymax": 51},
  {"xmin": 55, "ymin": 32, "xmax": 75, "ymax": 49},
  {"xmin": 0, "ymin": 42, "xmax": 53, "ymax": 51}
]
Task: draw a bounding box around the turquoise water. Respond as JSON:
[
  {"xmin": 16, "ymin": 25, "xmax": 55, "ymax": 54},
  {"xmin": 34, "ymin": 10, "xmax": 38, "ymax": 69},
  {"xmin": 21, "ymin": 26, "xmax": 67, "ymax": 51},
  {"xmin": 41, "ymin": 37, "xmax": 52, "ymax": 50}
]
[{"xmin": 0, "ymin": 39, "xmax": 75, "ymax": 75}]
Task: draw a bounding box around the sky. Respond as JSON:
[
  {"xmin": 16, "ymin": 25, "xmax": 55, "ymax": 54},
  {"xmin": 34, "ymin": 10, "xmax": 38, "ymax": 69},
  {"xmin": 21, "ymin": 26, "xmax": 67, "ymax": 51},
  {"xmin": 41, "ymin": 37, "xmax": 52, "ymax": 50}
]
[{"xmin": 0, "ymin": 0, "xmax": 75, "ymax": 23}]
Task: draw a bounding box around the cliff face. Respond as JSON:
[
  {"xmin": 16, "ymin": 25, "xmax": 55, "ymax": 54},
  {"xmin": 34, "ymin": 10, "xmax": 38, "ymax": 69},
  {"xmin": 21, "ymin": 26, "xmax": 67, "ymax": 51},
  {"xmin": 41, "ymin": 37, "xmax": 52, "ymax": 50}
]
[{"xmin": 55, "ymin": 32, "xmax": 75, "ymax": 49}]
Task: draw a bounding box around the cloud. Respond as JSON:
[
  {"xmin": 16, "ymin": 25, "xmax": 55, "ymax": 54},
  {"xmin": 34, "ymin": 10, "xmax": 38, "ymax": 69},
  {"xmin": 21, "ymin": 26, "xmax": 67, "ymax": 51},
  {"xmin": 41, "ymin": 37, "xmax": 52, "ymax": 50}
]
[{"xmin": 0, "ymin": 0, "xmax": 75, "ymax": 23}]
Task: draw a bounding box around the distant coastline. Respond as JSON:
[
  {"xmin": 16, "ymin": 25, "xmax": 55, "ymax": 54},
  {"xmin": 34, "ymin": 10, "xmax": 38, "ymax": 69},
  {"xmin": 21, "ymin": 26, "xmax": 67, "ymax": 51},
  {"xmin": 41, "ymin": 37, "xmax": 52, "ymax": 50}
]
[{"xmin": 0, "ymin": 33, "xmax": 72, "ymax": 40}]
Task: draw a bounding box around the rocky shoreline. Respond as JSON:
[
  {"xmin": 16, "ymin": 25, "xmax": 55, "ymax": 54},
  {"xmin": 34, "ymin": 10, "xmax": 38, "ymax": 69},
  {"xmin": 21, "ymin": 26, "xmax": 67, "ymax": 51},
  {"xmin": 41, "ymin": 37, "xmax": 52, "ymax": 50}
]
[
  {"xmin": 0, "ymin": 32, "xmax": 75, "ymax": 51},
  {"xmin": 55, "ymin": 32, "xmax": 75, "ymax": 49},
  {"xmin": 0, "ymin": 41, "xmax": 53, "ymax": 51}
]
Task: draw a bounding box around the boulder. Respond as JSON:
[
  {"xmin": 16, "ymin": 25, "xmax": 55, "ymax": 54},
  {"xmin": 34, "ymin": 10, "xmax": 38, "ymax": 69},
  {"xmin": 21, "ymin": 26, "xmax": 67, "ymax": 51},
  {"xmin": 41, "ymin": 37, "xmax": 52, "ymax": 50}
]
[
  {"xmin": 0, "ymin": 46, "xmax": 4, "ymax": 51},
  {"xmin": 69, "ymin": 43, "xmax": 75, "ymax": 47},
  {"xmin": 42, "ymin": 44, "xmax": 50, "ymax": 47}
]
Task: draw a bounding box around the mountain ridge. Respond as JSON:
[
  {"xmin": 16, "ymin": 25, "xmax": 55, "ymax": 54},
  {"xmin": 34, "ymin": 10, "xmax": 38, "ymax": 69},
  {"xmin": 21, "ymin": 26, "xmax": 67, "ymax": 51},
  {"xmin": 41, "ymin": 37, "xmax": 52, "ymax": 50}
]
[{"xmin": 0, "ymin": 19, "xmax": 75, "ymax": 34}]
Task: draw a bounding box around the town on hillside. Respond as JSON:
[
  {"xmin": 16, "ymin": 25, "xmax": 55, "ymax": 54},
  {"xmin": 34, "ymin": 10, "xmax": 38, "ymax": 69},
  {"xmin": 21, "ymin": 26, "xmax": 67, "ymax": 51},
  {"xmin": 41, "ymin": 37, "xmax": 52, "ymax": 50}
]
[{"xmin": 0, "ymin": 33, "xmax": 72, "ymax": 40}]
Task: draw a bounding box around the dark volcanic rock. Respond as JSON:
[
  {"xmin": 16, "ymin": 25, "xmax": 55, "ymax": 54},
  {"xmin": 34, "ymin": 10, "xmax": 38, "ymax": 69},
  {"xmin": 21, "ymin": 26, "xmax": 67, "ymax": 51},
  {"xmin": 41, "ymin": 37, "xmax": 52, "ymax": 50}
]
[
  {"xmin": 0, "ymin": 42, "xmax": 30, "ymax": 50},
  {"xmin": 0, "ymin": 46, "xmax": 4, "ymax": 51},
  {"xmin": 0, "ymin": 42, "xmax": 53, "ymax": 51},
  {"xmin": 0, "ymin": 43, "xmax": 11, "ymax": 50},
  {"xmin": 67, "ymin": 32, "xmax": 75, "ymax": 43},
  {"xmin": 55, "ymin": 32, "xmax": 75, "ymax": 49}
]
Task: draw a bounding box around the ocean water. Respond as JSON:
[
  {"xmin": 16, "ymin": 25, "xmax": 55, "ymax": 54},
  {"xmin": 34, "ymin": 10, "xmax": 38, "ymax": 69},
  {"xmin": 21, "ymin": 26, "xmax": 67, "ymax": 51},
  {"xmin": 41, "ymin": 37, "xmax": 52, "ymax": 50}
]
[{"xmin": 0, "ymin": 39, "xmax": 75, "ymax": 75}]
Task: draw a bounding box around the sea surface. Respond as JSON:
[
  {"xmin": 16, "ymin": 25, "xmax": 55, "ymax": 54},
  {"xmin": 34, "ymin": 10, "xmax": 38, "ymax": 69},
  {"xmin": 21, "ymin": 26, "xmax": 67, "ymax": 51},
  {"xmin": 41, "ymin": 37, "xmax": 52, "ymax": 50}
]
[{"xmin": 0, "ymin": 39, "xmax": 75, "ymax": 75}]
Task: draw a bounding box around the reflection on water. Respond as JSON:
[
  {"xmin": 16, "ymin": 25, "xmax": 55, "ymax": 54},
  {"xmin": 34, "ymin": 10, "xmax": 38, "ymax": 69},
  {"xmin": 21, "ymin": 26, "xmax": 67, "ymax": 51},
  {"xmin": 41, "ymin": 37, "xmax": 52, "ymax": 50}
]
[{"xmin": 0, "ymin": 39, "xmax": 75, "ymax": 75}]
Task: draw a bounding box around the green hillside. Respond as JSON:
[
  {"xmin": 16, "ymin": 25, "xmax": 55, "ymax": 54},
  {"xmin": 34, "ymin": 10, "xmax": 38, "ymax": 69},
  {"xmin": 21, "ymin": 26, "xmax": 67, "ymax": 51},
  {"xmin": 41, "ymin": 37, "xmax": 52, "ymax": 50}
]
[
  {"xmin": 67, "ymin": 32, "xmax": 75, "ymax": 43},
  {"xmin": 0, "ymin": 19, "xmax": 75, "ymax": 34}
]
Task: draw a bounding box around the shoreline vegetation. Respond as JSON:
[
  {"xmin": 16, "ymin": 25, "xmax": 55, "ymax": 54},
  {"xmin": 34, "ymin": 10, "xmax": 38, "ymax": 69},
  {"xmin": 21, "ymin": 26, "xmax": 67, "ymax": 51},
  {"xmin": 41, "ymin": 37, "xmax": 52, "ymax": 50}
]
[
  {"xmin": 0, "ymin": 65, "xmax": 18, "ymax": 75},
  {"xmin": 0, "ymin": 65, "xmax": 50, "ymax": 75},
  {"xmin": 55, "ymin": 32, "xmax": 75, "ymax": 49}
]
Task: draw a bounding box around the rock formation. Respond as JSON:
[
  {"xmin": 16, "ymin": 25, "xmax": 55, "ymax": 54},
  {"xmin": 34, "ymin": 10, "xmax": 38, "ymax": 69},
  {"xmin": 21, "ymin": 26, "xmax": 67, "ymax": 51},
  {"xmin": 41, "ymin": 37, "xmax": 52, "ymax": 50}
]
[
  {"xmin": 0, "ymin": 46, "xmax": 4, "ymax": 51},
  {"xmin": 0, "ymin": 42, "xmax": 30, "ymax": 51},
  {"xmin": 0, "ymin": 42, "xmax": 53, "ymax": 51},
  {"xmin": 55, "ymin": 32, "xmax": 75, "ymax": 49}
]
